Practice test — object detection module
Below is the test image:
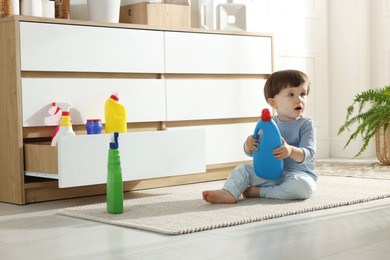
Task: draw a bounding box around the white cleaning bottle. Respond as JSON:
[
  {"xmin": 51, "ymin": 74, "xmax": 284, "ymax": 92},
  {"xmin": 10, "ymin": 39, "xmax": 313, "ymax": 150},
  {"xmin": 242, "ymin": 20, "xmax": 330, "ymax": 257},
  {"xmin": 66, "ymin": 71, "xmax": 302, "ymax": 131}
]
[{"xmin": 51, "ymin": 111, "xmax": 75, "ymax": 146}]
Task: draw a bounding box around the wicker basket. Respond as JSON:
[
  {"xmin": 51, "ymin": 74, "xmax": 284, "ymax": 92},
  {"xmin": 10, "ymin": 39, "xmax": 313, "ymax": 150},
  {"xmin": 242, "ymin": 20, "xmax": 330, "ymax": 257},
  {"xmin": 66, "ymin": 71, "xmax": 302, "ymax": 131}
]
[{"xmin": 375, "ymin": 125, "xmax": 390, "ymax": 165}]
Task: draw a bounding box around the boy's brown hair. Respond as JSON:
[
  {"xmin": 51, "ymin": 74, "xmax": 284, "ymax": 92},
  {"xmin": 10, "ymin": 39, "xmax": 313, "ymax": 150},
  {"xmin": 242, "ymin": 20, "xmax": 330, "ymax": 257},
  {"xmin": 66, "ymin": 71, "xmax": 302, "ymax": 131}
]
[{"xmin": 264, "ymin": 70, "xmax": 311, "ymax": 99}]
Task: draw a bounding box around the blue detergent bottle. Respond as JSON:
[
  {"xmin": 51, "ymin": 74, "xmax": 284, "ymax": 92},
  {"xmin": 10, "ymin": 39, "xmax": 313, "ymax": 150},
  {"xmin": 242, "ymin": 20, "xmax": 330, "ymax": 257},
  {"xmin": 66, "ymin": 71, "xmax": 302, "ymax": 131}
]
[{"xmin": 252, "ymin": 108, "xmax": 284, "ymax": 179}]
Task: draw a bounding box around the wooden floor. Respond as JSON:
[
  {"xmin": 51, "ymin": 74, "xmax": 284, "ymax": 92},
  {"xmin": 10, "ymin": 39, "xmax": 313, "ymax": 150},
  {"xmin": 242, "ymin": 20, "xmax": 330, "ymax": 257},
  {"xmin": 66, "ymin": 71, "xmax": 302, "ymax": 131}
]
[{"xmin": 1, "ymin": 178, "xmax": 390, "ymax": 260}]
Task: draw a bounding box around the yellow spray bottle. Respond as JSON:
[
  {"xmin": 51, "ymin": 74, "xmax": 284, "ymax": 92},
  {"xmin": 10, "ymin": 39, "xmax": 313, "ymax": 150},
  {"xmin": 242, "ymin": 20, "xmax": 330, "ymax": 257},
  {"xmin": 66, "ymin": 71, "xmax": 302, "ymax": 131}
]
[{"xmin": 105, "ymin": 94, "xmax": 127, "ymax": 133}]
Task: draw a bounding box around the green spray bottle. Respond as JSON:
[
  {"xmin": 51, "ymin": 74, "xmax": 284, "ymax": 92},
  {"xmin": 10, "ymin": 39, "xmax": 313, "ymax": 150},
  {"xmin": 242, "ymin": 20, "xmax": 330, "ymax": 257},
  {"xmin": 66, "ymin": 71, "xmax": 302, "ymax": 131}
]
[{"xmin": 107, "ymin": 132, "xmax": 124, "ymax": 214}]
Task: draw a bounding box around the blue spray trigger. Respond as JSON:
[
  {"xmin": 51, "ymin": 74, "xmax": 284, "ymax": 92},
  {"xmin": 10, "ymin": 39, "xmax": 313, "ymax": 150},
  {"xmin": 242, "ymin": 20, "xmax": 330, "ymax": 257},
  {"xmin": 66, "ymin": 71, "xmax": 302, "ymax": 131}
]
[{"xmin": 109, "ymin": 132, "xmax": 119, "ymax": 149}]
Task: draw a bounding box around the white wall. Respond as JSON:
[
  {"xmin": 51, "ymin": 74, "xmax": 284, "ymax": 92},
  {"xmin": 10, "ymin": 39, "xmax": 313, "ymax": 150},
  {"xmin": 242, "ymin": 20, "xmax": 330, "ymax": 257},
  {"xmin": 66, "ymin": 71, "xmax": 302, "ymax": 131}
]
[
  {"xmin": 242, "ymin": 0, "xmax": 389, "ymax": 159},
  {"xmin": 370, "ymin": 0, "xmax": 390, "ymax": 88},
  {"xmin": 328, "ymin": 0, "xmax": 373, "ymax": 158},
  {"xmin": 327, "ymin": 0, "xmax": 390, "ymax": 158}
]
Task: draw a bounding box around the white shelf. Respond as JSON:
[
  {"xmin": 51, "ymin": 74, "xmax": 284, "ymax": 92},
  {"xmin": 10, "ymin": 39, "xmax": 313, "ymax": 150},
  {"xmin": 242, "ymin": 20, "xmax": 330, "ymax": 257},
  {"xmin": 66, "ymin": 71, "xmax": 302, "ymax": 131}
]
[{"xmin": 25, "ymin": 171, "xmax": 59, "ymax": 179}]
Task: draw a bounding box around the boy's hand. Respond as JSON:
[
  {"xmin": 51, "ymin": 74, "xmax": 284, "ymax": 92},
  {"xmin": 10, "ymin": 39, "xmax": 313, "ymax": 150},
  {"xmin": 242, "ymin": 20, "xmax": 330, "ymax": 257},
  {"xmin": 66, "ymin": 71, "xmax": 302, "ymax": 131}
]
[
  {"xmin": 273, "ymin": 138, "xmax": 292, "ymax": 160},
  {"xmin": 245, "ymin": 135, "xmax": 259, "ymax": 154}
]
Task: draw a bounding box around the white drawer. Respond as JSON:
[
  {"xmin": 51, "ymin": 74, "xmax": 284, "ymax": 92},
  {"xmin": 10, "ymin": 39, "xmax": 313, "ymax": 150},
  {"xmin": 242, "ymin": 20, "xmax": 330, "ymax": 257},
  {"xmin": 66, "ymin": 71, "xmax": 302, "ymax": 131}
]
[
  {"xmin": 20, "ymin": 22, "xmax": 165, "ymax": 73},
  {"xmin": 168, "ymin": 123, "xmax": 256, "ymax": 165},
  {"xmin": 164, "ymin": 31, "xmax": 272, "ymax": 74},
  {"xmin": 166, "ymin": 79, "xmax": 270, "ymax": 121},
  {"xmin": 25, "ymin": 130, "xmax": 206, "ymax": 188},
  {"xmin": 21, "ymin": 78, "xmax": 166, "ymax": 126}
]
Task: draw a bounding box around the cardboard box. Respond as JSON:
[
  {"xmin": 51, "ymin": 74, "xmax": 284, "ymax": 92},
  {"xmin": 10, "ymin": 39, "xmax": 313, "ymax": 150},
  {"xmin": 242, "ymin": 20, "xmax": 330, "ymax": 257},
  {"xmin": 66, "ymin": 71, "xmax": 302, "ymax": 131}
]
[{"xmin": 120, "ymin": 3, "xmax": 190, "ymax": 28}]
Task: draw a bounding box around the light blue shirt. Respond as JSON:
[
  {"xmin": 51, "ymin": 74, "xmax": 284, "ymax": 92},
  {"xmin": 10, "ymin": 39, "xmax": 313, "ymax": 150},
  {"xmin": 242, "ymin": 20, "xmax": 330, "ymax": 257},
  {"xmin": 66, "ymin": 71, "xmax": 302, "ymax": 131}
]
[
  {"xmin": 245, "ymin": 116, "xmax": 317, "ymax": 181},
  {"xmin": 273, "ymin": 116, "xmax": 317, "ymax": 181}
]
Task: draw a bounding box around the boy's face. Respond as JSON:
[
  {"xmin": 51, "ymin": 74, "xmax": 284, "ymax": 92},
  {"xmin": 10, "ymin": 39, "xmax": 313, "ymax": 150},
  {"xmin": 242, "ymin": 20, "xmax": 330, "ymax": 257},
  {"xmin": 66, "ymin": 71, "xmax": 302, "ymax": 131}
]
[{"xmin": 267, "ymin": 83, "xmax": 308, "ymax": 122}]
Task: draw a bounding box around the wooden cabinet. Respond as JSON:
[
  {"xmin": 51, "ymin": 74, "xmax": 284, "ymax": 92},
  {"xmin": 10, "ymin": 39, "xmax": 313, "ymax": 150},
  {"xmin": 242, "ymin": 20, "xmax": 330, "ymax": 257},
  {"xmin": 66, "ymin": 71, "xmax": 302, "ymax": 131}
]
[{"xmin": 0, "ymin": 16, "xmax": 273, "ymax": 204}]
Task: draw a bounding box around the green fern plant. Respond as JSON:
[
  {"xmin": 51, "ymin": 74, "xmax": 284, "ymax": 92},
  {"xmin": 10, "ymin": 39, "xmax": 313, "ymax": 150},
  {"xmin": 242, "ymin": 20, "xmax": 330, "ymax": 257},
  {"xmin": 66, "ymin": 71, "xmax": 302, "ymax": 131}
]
[{"xmin": 338, "ymin": 85, "xmax": 390, "ymax": 157}]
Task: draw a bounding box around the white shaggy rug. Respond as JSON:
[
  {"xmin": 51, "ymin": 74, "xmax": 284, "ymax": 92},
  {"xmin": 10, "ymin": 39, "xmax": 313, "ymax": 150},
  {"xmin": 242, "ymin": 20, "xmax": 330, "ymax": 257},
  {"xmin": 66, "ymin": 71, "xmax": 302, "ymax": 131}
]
[{"xmin": 58, "ymin": 175, "xmax": 390, "ymax": 235}]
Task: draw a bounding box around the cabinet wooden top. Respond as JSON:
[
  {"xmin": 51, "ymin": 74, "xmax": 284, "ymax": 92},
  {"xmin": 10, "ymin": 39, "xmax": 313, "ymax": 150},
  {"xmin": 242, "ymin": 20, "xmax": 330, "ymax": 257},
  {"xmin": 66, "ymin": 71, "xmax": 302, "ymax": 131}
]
[{"xmin": 0, "ymin": 15, "xmax": 272, "ymax": 37}]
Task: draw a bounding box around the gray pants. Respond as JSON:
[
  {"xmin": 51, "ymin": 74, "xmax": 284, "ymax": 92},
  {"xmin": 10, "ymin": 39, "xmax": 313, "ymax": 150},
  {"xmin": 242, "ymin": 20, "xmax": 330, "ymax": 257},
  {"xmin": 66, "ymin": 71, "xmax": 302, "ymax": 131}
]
[{"xmin": 223, "ymin": 164, "xmax": 316, "ymax": 201}]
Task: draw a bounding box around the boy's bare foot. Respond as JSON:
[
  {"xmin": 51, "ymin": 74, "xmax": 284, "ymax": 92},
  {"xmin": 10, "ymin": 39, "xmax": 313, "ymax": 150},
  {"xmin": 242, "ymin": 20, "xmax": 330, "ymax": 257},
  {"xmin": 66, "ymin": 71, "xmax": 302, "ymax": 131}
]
[
  {"xmin": 202, "ymin": 190, "xmax": 236, "ymax": 204},
  {"xmin": 242, "ymin": 186, "xmax": 260, "ymax": 198}
]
